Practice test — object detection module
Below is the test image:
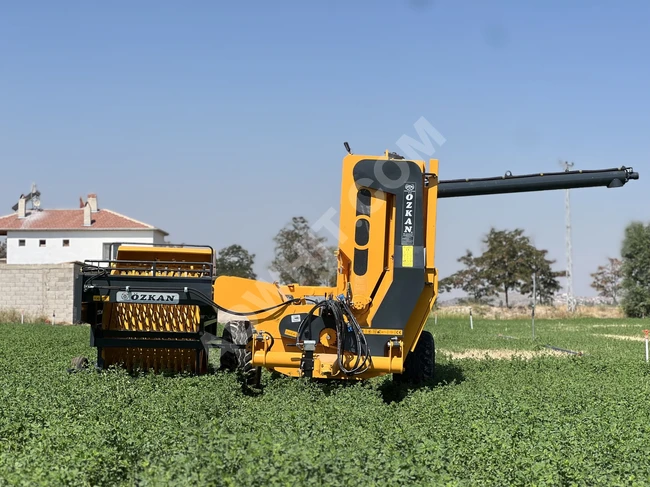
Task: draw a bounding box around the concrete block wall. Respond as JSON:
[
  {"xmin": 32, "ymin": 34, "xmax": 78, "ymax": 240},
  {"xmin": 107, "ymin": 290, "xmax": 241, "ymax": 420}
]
[{"xmin": 0, "ymin": 263, "xmax": 81, "ymax": 324}]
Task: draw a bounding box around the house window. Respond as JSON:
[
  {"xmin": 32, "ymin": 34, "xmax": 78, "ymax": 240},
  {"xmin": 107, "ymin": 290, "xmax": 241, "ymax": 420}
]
[
  {"xmin": 103, "ymin": 243, "xmax": 118, "ymax": 260},
  {"xmin": 103, "ymin": 243, "xmax": 111, "ymax": 260},
  {"xmin": 19, "ymin": 239, "xmax": 25, "ymax": 247},
  {"xmin": 39, "ymin": 239, "xmax": 46, "ymax": 247},
  {"xmin": 63, "ymin": 239, "xmax": 70, "ymax": 247}
]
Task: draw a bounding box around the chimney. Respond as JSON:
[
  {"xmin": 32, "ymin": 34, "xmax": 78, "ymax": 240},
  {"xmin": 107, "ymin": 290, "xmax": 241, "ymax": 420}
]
[
  {"xmin": 17, "ymin": 195, "xmax": 26, "ymax": 219},
  {"xmin": 88, "ymin": 193, "xmax": 99, "ymax": 213},
  {"xmin": 83, "ymin": 202, "xmax": 92, "ymax": 226},
  {"xmin": 87, "ymin": 194, "xmax": 98, "ymax": 212}
]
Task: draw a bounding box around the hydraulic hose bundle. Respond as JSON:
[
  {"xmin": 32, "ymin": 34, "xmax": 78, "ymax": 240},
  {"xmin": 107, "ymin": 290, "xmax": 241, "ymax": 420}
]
[{"xmin": 296, "ymin": 296, "xmax": 371, "ymax": 376}]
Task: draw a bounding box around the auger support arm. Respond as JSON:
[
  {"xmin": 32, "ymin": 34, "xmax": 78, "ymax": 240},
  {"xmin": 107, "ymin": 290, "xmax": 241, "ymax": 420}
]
[{"xmin": 437, "ymin": 166, "xmax": 639, "ymax": 199}]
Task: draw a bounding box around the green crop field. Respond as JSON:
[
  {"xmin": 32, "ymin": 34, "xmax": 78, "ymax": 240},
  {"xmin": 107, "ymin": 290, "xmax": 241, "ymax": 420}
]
[{"xmin": 2, "ymin": 316, "xmax": 650, "ymax": 486}]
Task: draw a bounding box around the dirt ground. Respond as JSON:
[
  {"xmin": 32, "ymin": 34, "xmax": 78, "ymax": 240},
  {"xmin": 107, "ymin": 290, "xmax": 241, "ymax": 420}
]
[
  {"xmin": 593, "ymin": 333, "xmax": 647, "ymax": 342},
  {"xmin": 437, "ymin": 348, "xmax": 578, "ymax": 360},
  {"xmin": 435, "ymin": 305, "xmax": 624, "ymax": 320}
]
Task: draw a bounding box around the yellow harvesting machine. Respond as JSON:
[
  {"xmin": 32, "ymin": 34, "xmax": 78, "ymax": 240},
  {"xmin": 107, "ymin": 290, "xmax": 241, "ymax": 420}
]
[{"xmin": 80, "ymin": 150, "xmax": 639, "ymax": 383}]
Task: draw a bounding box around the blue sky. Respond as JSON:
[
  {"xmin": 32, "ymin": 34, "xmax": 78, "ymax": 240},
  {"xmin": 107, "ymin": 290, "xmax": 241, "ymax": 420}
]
[{"xmin": 1, "ymin": 1, "xmax": 648, "ymax": 297}]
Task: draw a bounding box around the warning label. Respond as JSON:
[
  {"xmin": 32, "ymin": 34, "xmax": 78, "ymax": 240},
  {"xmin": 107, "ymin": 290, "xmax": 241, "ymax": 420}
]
[{"xmin": 402, "ymin": 245, "xmax": 414, "ymax": 267}]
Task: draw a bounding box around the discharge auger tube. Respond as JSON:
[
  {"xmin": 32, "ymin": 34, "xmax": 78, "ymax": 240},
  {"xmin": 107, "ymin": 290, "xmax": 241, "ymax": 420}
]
[{"xmin": 436, "ymin": 166, "xmax": 639, "ymax": 199}]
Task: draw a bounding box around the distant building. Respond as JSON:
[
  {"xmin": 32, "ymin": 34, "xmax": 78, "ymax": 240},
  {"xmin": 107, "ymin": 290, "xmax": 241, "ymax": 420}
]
[{"xmin": 0, "ymin": 192, "xmax": 168, "ymax": 265}]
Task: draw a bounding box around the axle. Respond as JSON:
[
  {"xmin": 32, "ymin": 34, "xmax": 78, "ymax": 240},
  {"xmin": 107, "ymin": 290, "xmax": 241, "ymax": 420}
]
[{"xmin": 436, "ymin": 166, "xmax": 639, "ymax": 199}]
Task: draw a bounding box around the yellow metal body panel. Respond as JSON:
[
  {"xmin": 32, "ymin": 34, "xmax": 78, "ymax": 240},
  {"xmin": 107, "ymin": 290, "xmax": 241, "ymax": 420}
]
[
  {"xmin": 215, "ymin": 153, "xmax": 440, "ymax": 380},
  {"xmin": 213, "ymin": 276, "xmax": 283, "ymax": 311},
  {"xmin": 335, "ymin": 154, "xmax": 435, "ymax": 356},
  {"xmin": 112, "ymin": 246, "xmax": 212, "ymax": 277}
]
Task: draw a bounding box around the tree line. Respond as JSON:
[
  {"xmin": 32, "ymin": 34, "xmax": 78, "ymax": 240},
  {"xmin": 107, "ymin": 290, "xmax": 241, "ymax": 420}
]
[
  {"xmin": 212, "ymin": 215, "xmax": 650, "ymax": 318},
  {"xmin": 438, "ymin": 221, "xmax": 650, "ymax": 317}
]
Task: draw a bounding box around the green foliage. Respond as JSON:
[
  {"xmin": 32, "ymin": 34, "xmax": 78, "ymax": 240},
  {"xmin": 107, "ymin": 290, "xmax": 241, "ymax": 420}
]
[
  {"xmin": 591, "ymin": 257, "xmax": 623, "ymax": 304},
  {"xmin": 214, "ymin": 244, "xmax": 257, "ymax": 279},
  {"xmin": 441, "ymin": 228, "xmax": 561, "ymax": 307},
  {"xmin": 439, "ymin": 250, "xmax": 495, "ymax": 303},
  {"xmin": 2, "ymin": 319, "xmax": 650, "ymax": 485},
  {"xmin": 518, "ymin": 247, "xmax": 564, "ymax": 305},
  {"xmin": 269, "ymin": 216, "xmax": 337, "ymax": 286},
  {"xmin": 0, "ymin": 239, "xmax": 6, "ymax": 259},
  {"xmin": 621, "ymin": 222, "xmax": 650, "ymax": 318}
]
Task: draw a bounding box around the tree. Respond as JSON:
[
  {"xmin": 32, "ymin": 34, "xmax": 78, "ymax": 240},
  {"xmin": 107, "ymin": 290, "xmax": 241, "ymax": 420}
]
[
  {"xmin": 620, "ymin": 222, "xmax": 650, "ymax": 317},
  {"xmin": 438, "ymin": 250, "xmax": 496, "ymax": 303},
  {"xmin": 590, "ymin": 257, "xmax": 623, "ymax": 305},
  {"xmin": 214, "ymin": 244, "xmax": 257, "ymax": 279},
  {"xmin": 270, "ymin": 216, "xmax": 337, "ymax": 286},
  {"xmin": 0, "ymin": 240, "xmax": 6, "ymax": 259},
  {"xmin": 440, "ymin": 228, "xmax": 561, "ymax": 307},
  {"xmin": 518, "ymin": 247, "xmax": 563, "ymax": 305}
]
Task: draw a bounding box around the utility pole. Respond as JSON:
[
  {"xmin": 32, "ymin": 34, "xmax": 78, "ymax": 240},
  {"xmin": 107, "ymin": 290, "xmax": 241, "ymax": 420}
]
[{"xmin": 562, "ymin": 161, "xmax": 576, "ymax": 313}]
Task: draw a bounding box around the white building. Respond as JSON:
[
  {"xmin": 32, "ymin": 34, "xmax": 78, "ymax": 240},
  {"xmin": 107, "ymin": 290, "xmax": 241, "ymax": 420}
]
[{"xmin": 0, "ymin": 193, "xmax": 168, "ymax": 264}]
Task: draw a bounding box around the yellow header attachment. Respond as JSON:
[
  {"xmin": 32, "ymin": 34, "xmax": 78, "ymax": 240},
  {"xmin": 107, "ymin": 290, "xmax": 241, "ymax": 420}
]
[{"xmin": 112, "ymin": 245, "xmax": 213, "ymax": 278}]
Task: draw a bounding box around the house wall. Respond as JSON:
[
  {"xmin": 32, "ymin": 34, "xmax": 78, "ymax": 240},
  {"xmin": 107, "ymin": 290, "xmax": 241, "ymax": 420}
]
[
  {"xmin": 6, "ymin": 229, "xmax": 166, "ymax": 264},
  {"xmin": 0, "ymin": 263, "xmax": 81, "ymax": 323},
  {"xmin": 153, "ymin": 231, "xmax": 166, "ymax": 245}
]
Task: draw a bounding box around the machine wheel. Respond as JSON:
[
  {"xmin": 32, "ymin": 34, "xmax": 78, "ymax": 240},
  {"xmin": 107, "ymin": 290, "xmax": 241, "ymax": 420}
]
[
  {"xmin": 220, "ymin": 320, "xmax": 260, "ymax": 386},
  {"xmin": 393, "ymin": 330, "xmax": 435, "ymax": 384},
  {"xmin": 220, "ymin": 320, "xmax": 252, "ymax": 370}
]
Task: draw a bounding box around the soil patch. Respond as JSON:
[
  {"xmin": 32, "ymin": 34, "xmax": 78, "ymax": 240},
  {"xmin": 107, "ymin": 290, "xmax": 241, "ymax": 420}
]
[
  {"xmin": 438, "ymin": 348, "xmax": 570, "ymax": 360},
  {"xmin": 592, "ymin": 333, "xmax": 646, "ymax": 342}
]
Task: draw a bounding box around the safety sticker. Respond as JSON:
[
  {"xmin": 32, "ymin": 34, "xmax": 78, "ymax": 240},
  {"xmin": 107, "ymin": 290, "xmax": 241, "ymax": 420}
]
[
  {"xmin": 363, "ymin": 329, "xmax": 404, "ymax": 336},
  {"xmin": 402, "ymin": 245, "xmax": 414, "ymax": 267}
]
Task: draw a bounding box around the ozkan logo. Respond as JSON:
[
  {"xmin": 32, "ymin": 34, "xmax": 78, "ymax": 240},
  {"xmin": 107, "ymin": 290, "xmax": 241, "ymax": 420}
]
[
  {"xmin": 117, "ymin": 292, "xmax": 180, "ymax": 304},
  {"xmin": 401, "ymin": 183, "xmax": 416, "ymax": 245}
]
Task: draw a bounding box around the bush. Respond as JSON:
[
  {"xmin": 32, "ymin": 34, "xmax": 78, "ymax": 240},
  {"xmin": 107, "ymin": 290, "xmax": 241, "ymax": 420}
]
[{"xmin": 621, "ymin": 222, "xmax": 650, "ymax": 317}]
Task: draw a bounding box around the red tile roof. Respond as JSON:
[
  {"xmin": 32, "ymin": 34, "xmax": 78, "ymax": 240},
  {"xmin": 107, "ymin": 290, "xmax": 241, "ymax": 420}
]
[{"xmin": 0, "ymin": 209, "xmax": 168, "ymax": 235}]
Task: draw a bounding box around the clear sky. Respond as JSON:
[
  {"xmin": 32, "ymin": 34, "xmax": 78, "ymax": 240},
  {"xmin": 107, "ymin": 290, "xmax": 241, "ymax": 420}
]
[{"xmin": 1, "ymin": 1, "xmax": 648, "ymax": 297}]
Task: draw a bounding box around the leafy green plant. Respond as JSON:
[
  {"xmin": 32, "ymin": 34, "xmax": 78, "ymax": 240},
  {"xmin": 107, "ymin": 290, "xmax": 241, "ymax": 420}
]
[{"xmin": 1, "ymin": 318, "xmax": 650, "ymax": 486}]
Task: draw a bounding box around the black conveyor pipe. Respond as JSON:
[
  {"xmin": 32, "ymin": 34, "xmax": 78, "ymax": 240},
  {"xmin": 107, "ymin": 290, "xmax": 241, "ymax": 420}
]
[{"xmin": 436, "ymin": 167, "xmax": 639, "ymax": 199}]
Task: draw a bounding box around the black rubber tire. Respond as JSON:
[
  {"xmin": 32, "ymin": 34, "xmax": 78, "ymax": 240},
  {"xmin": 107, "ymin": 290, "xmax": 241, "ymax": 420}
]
[
  {"xmin": 243, "ymin": 354, "xmax": 262, "ymax": 387},
  {"xmin": 393, "ymin": 330, "xmax": 435, "ymax": 384},
  {"xmin": 220, "ymin": 320, "xmax": 252, "ymax": 371}
]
